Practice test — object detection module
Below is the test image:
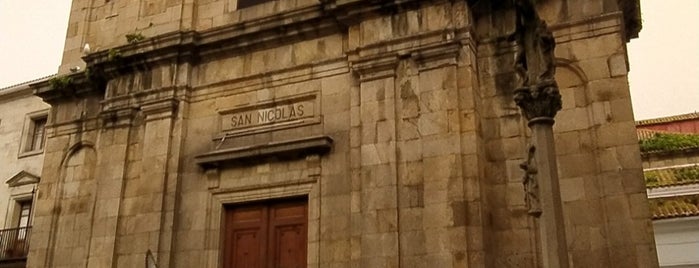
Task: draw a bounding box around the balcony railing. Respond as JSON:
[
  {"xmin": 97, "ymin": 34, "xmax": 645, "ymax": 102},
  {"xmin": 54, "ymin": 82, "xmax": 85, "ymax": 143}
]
[{"xmin": 0, "ymin": 227, "xmax": 31, "ymax": 261}]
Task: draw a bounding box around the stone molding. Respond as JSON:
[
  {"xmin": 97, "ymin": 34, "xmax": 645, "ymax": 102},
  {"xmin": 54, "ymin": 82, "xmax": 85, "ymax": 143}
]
[
  {"xmin": 195, "ymin": 135, "xmax": 333, "ymax": 169},
  {"xmin": 47, "ymin": 118, "xmax": 101, "ymax": 138},
  {"xmin": 478, "ymin": 12, "xmax": 625, "ymax": 58},
  {"xmin": 412, "ymin": 41, "xmax": 462, "ymax": 71},
  {"xmin": 5, "ymin": 170, "xmax": 40, "ymax": 187},
  {"xmin": 141, "ymin": 98, "xmax": 179, "ymax": 121},
  {"xmin": 81, "ymin": 5, "xmax": 338, "ymax": 77},
  {"xmin": 31, "ymin": 71, "xmax": 106, "ymax": 103},
  {"xmin": 102, "ymin": 85, "xmax": 183, "ymax": 107},
  {"xmin": 99, "ymin": 106, "xmax": 139, "ymax": 128},
  {"xmin": 190, "ymin": 58, "xmax": 348, "ymax": 104},
  {"xmin": 550, "ymin": 12, "xmax": 625, "ymax": 45},
  {"xmin": 203, "ymin": 175, "xmax": 320, "ymax": 268},
  {"xmin": 349, "ymin": 53, "xmax": 400, "ymax": 82},
  {"xmin": 210, "ymin": 177, "xmax": 318, "ymax": 202},
  {"xmin": 349, "ymin": 30, "xmax": 469, "ymax": 81}
]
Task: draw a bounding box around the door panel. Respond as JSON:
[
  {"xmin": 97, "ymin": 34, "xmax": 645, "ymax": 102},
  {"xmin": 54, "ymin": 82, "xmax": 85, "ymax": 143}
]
[
  {"xmin": 232, "ymin": 229, "xmax": 262, "ymax": 268},
  {"xmin": 224, "ymin": 205, "xmax": 267, "ymax": 268},
  {"xmin": 271, "ymin": 224, "xmax": 306, "ymax": 268},
  {"xmin": 223, "ymin": 198, "xmax": 307, "ymax": 268},
  {"xmin": 269, "ymin": 201, "xmax": 307, "ymax": 268}
]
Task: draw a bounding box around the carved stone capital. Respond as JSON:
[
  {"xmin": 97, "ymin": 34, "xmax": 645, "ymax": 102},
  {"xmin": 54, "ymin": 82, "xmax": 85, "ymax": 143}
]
[{"xmin": 513, "ymin": 80, "xmax": 561, "ymax": 123}]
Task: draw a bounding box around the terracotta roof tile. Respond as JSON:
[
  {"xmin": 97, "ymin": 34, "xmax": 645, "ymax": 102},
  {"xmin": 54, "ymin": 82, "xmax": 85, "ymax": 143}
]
[
  {"xmin": 649, "ymin": 194, "xmax": 699, "ymax": 220},
  {"xmin": 636, "ymin": 112, "xmax": 699, "ymax": 126},
  {"xmin": 637, "ymin": 129, "xmax": 664, "ymax": 141},
  {"xmin": 645, "ymin": 165, "xmax": 699, "ymax": 188}
]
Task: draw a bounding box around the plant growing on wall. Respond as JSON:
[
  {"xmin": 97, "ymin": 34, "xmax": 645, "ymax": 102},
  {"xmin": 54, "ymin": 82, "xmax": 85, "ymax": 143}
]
[
  {"xmin": 107, "ymin": 48, "xmax": 122, "ymax": 62},
  {"xmin": 125, "ymin": 33, "xmax": 145, "ymax": 44},
  {"xmin": 639, "ymin": 133, "xmax": 699, "ymax": 152},
  {"xmin": 48, "ymin": 76, "xmax": 74, "ymax": 91}
]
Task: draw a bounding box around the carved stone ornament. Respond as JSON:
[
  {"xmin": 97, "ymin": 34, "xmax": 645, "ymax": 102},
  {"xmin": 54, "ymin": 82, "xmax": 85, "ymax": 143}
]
[
  {"xmin": 520, "ymin": 145, "xmax": 542, "ymax": 217},
  {"xmin": 512, "ymin": 0, "xmax": 562, "ymax": 121},
  {"xmin": 513, "ymin": 82, "xmax": 562, "ymax": 122}
]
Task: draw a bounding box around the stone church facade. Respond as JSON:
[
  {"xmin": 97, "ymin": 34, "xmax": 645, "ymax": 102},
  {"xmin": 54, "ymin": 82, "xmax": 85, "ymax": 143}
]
[{"xmin": 27, "ymin": 0, "xmax": 656, "ymax": 267}]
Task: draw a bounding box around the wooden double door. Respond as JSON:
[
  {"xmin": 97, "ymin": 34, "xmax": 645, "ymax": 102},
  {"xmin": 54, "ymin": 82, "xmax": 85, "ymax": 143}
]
[{"xmin": 223, "ymin": 198, "xmax": 308, "ymax": 268}]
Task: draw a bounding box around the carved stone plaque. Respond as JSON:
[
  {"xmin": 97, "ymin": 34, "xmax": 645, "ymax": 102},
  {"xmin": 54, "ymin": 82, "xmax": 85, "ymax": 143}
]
[{"xmin": 219, "ymin": 94, "xmax": 316, "ymax": 133}]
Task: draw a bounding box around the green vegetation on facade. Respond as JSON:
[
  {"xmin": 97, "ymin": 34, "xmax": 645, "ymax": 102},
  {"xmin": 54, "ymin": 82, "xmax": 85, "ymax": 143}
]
[
  {"xmin": 107, "ymin": 48, "xmax": 122, "ymax": 62},
  {"xmin": 48, "ymin": 76, "xmax": 73, "ymax": 91},
  {"xmin": 125, "ymin": 33, "xmax": 145, "ymax": 44},
  {"xmin": 645, "ymin": 165, "xmax": 699, "ymax": 187},
  {"xmin": 639, "ymin": 133, "xmax": 699, "ymax": 152},
  {"xmin": 648, "ymin": 194, "xmax": 699, "ymax": 211}
]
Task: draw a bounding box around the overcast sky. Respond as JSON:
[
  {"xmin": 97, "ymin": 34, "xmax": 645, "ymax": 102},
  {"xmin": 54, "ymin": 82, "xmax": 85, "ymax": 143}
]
[
  {"xmin": 626, "ymin": 0, "xmax": 699, "ymax": 119},
  {"xmin": 0, "ymin": 0, "xmax": 696, "ymax": 120}
]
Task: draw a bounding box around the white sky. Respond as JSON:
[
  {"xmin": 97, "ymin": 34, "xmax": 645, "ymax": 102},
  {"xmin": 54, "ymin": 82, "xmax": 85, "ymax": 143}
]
[
  {"xmin": 0, "ymin": 0, "xmax": 697, "ymax": 120},
  {"xmin": 0, "ymin": 0, "xmax": 71, "ymax": 86},
  {"xmin": 627, "ymin": 0, "xmax": 699, "ymax": 119}
]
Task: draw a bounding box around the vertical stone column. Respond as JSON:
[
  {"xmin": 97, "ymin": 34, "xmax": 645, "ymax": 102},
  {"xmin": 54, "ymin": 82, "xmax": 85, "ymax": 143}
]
[
  {"xmin": 512, "ymin": 0, "xmax": 569, "ymax": 267},
  {"xmin": 515, "ymin": 112, "xmax": 569, "ymax": 268}
]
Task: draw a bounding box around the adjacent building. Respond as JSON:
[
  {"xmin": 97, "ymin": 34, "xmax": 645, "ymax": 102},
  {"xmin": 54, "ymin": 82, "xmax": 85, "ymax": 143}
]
[
  {"xmin": 22, "ymin": 0, "xmax": 659, "ymax": 267},
  {"xmin": 638, "ymin": 113, "xmax": 699, "ymax": 268},
  {"xmin": 0, "ymin": 77, "xmax": 52, "ymax": 267}
]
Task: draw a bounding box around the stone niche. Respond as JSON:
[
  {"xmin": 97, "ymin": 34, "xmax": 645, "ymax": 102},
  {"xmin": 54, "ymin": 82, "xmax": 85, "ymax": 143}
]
[{"xmin": 27, "ymin": 0, "xmax": 656, "ymax": 268}]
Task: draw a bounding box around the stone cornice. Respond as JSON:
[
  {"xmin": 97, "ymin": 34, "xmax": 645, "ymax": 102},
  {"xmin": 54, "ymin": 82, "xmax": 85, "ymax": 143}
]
[
  {"xmin": 30, "ymin": 71, "xmax": 106, "ymax": 104},
  {"xmin": 34, "ymin": 1, "xmax": 460, "ymax": 103},
  {"xmin": 99, "ymin": 106, "xmax": 139, "ymax": 128},
  {"xmin": 321, "ymin": 0, "xmax": 423, "ymax": 26},
  {"xmin": 83, "ymin": 31, "xmax": 198, "ymax": 78},
  {"xmin": 195, "ymin": 135, "xmax": 333, "ymax": 169},
  {"xmin": 46, "ymin": 117, "xmax": 101, "ymax": 137},
  {"xmin": 80, "ymin": 5, "xmax": 339, "ymax": 77},
  {"xmin": 619, "ymin": 0, "xmax": 642, "ymax": 40},
  {"xmin": 78, "ymin": 0, "xmax": 448, "ymax": 81},
  {"xmin": 349, "ymin": 29, "xmax": 471, "ymax": 81},
  {"xmin": 350, "ymin": 53, "xmax": 400, "ymax": 82},
  {"xmin": 196, "ymin": 6, "xmax": 339, "ymax": 59}
]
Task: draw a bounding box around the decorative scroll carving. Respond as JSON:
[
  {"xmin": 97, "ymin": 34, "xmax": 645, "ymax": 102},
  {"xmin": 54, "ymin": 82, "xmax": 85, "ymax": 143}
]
[
  {"xmin": 512, "ymin": 0, "xmax": 561, "ymax": 121},
  {"xmin": 520, "ymin": 145, "xmax": 542, "ymax": 217}
]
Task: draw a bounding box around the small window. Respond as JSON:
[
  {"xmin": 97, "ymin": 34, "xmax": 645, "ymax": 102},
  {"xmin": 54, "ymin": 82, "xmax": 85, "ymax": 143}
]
[
  {"xmin": 19, "ymin": 112, "xmax": 48, "ymax": 156},
  {"xmin": 17, "ymin": 201, "xmax": 32, "ymax": 228},
  {"xmin": 27, "ymin": 117, "xmax": 46, "ymax": 152}
]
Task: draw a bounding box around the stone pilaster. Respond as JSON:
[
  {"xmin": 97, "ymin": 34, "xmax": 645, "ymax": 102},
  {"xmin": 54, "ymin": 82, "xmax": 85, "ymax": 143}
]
[
  {"xmin": 112, "ymin": 98, "xmax": 179, "ymax": 267},
  {"xmin": 85, "ymin": 110, "xmax": 137, "ymax": 268}
]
